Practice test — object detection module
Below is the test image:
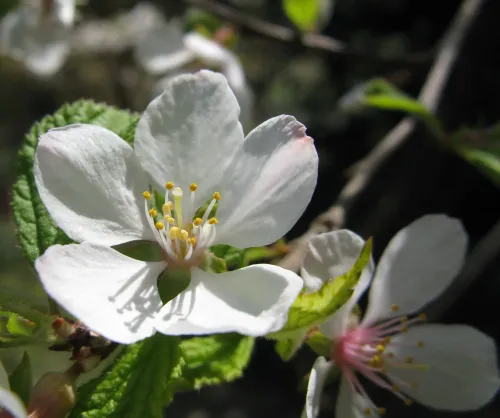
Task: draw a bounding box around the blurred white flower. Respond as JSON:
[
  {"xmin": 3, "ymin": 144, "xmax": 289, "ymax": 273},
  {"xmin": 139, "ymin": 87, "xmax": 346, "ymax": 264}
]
[
  {"xmin": 131, "ymin": 2, "xmax": 254, "ymax": 125},
  {"xmin": 0, "ymin": 360, "xmax": 27, "ymax": 418},
  {"xmin": 301, "ymin": 215, "xmax": 500, "ymax": 418},
  {"xmin": 0, "ymin": 0, "xmax": 75, "ymax": 76}
]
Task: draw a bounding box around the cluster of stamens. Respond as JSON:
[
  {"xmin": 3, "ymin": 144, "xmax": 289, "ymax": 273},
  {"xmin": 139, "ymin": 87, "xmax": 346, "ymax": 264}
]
[
  {"xmin": 143, "ymin": 181, "xmax": 221, "ymax": 265},
  {"xmin": 331, "ymin": 304, "xmax": 429, "ymax": 416}
]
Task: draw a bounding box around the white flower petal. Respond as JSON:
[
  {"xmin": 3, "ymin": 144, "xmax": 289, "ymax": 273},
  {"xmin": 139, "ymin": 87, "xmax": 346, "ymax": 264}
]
[
  {"xmin": 135, "ymin": 22, "xmax": 195, "ymax": 75},
  {"xmin": 35, "ymin": 242, "xmax": 165, "ymax": 344},
  {"xmin": 184, "ymin": 32, "xmax": 254, "ymax": 125},
  {"xmin": 302, "ymin": 357, "xmax": 333, "ymax": 418},
  {"xmin": 301, "ymin": 230, "xmax": 374, "ymax": 339},
  {"xmin": 134, "ymin": 70, "xmax": 244, "ymax": 211},
  {"xmin": 155, "ymin": 264, "xmax": 303, "ymax": 336},
  {"xmin": 388, "ymin": 324, "xmax": 500, "ymax": 411},
  {"xmin": 34, "ymin": 124, "xmax": 154, "ymax": 246},
  {"xmin": 362, "ymin": 215, "xmax": 467, "ymax": 325},
  {"xmin": 23, "ymin": 31, "xmax": 69, "ymax": 77},
  {"xmin": 183, "ymin": 32, "xmax": 233, "ymax": 67},
  {"xmin": 335, "ymin": 377, "xmax": 373, "ymax": 418},
  {"xmin": 301, "ymin": 230, "xmax": 370, "ymax": 293},
  {"xmin": 0, "ymin": 387, "xmax": 26, "ymax": 418},
  {"xmin": 53, "ymin": 0, "xmax": 76, "ymax": 28},
  {"xmin": 215, "ymin": 115, "xmax": 318, "ymax": 248},
  {"xmin": 0, "ymin": 7, "xmax": 70, "ymax": 77},
  {"xmin": 22, "ymin": 20, "xmax": 70, "ymax": 77}
]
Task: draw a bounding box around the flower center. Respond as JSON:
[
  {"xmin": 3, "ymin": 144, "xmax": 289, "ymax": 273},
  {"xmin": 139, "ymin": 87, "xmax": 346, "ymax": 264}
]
[
  {"xmin": 331, "ymin": 305, "xmax": 428, "ymax": 416},
  {"xmin": 143, "ymin": 182, "xmax": 220, "ymax": 266}
]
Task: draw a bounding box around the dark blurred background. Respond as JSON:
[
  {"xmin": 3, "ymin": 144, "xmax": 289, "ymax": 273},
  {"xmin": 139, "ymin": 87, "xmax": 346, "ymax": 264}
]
[{"xmin": 1, "ymin": 0, "xmax": 500, "ymax": 417}]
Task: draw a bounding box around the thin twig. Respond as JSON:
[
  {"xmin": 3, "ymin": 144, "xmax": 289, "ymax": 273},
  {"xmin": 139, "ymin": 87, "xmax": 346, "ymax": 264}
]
[
  {"xmin": 184, "ymin": 0, "xmax": 431, "ymax": 66},
  {"xmin": 279, "ymin": 0, "xmax": 485, "ymax": 272}
]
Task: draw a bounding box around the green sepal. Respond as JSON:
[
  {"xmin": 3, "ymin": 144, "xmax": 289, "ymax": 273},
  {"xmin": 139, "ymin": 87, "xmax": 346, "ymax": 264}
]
[
  {"xmin": 69, "ymin": 334, "xmax": 183, "ymax": 418},
  {"xmin": 157, "ymin": 268, "xmax": 191, "ymax": 304},
  {"xmin": 305, "ymin": 330, "xmax": 331, "ymax": 358},
  {"xmin": 201, "ymin": 251, "xmax": 228, "ymax": 273},
  {"xmin": 269, "ymin": 239, "xmax": 372, "ymax": 338},
  {"xmin": 274, "ymin": 330, "xmax": 307, "ymax": 362},
  {"xmin": 175, "ymin": 334, "xmax": 254, "ymax": 391},
  {"xmin": 210, "ymin": 244, "xmax": 246, "ymax": 269},
  {"xmin": 8, "ymin": 351, "xmax": 32, "ymax": 406},
  {"xmin": 12, "ymin": 100, "xmax": 138, "ymax": 265}
]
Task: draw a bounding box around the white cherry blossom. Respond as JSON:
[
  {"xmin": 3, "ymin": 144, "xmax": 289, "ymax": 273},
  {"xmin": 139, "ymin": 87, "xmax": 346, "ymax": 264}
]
[
  {"xmin": 132, "ymin": 2, "xmax": 253, "ymax": 125},
  {"xmin": 302, "ymin": 215, "xmax": 500, "ymax": 418},
  {"xmin": 34, "ymin": 70, "xmax": 317, "ymax": 344},
  {"xmin": 0, "ymin": 0, "xmax": 75, "ymax": 76}
]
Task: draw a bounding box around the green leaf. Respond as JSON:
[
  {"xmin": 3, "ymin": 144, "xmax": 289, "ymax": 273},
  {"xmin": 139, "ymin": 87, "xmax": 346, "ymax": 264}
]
[
  {"xmin": 176, "ymin": 334, "xmax": 254, "ymax": 391},
  {"xmin": 8, "ymin": 351, "xmax": 32, "ymax": 406},
  {"xmin": 69, "ymin": 334, "xmax": 183, "ymax": 418},
  {"xmin": 283, "ymin": 0, "xmax": 320, "ymax": 32},
  {"xmin": 451, "ymin": 125, "xmax": 500, "ymax": 186},
  {"xmin": 12, "ymin": 101, "xmax": 138, "ymax": 265},
  {"xmin": 341, "ymin": 79, "xmax": 442, "ymax": 134},
  {"xmin": 270, "ymin": 239, "xmax": 372, "ymax": 338}
]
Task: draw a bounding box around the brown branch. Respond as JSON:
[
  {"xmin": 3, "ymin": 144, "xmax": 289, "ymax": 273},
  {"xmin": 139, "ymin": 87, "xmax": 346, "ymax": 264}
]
[
  {"xmin": 279, "ymin": 0, "xmax": 486, "ymax": 272},
  {"xmin": 184, "ymin": 0, "xmax": 431, "ymax": 66}
]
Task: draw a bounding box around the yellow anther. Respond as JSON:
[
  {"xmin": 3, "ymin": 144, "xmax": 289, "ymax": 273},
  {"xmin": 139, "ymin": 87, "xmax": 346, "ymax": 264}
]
[
  {"xmin": 162, "ymin": 202, "xmax": 173, "ymax": 214},
  {"xmin": 165, "ymin": 216, "xmax": 175, "ymax": 224},
  {"xmin": 400, "ymin": 316, "xmax": 408, "ymax": 323},
  {"xmin": 208, "ymin": 217, "xmax": 219, "ymax": 225},
  {"xmin": 377, "ymin": 408, "xmax": 387, "ymax": 416},
  {"xmin": 406, "ymin": 356, "xmax": 414, "ymax": 364},
  {"xmin": 391, "ymin": 304, "xmax": 399, "ymax": 312},
  {"xmin": 189, "ymin": 237, "xmax": 197, "ymax": 246},
  {"xmin": 169, "ymin": 227, "xmax": 180, "ymax": 239},
  {"xmin": 376, "ymin": 345, "xmax": 385, "ymax": 353},
  {"xmin": 155, "ymin": 222, "xmax": 164, "ymax": 231},
  {"xmin": 391, "ymin": 384, "xmax": 400, "ymax": 393},
  {"xmin": 401, "ymin": 326, "xmax": 409, "ymax": 333},
  {"xmin": 363, "ymin": 408, "xmax": 372, "ymax": 416},
  {"xmin": 193, "ymin": 218, "xmax": 203, "ymax": 226},
  {"xmin": 369, "ymin": 355, "xmax": 384, "ymax": 368},
  {"xmin": 143, "ymin": 191, "xmax": 151, "ymax": 199},
  {"xmin": 417, "ymin": 341, "xmax": 424, "ymax": 348},
  {"xmin": 179, "ymin": 229, "xmax": 189, "ymax": 241},
  {"xmin": 148, "ymin": 208, "xmax": 158, "ymax": 217},
  {"xmin": 166, "ymin": 181, "xmax": 174, "ymax": 190},
  {"xmin": 404, "ymin": 399, "xmax": 413, "ymax": 406},
  {"xmin": 418, "ymin": 313, "xmax": 427, "ymax": 321},
  {"xmin": 213, "ymin": 192, "xmax": 221, "ymax": 201},
  {"xmin": 190, "ymin": 183, "xmax": 198, "ymax": 192}
]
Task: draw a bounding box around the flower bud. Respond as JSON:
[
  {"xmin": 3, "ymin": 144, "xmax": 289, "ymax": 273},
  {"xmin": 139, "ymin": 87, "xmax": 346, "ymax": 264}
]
[{"xmin": 27, "ymin": 372, "xmax": 76, "ymax": 418}]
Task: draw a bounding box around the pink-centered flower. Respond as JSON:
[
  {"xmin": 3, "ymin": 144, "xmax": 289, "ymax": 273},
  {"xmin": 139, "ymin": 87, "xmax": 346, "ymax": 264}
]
[{"xmin": 302, "ymin": 215, "xmax": 500, "ymax": 418}]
